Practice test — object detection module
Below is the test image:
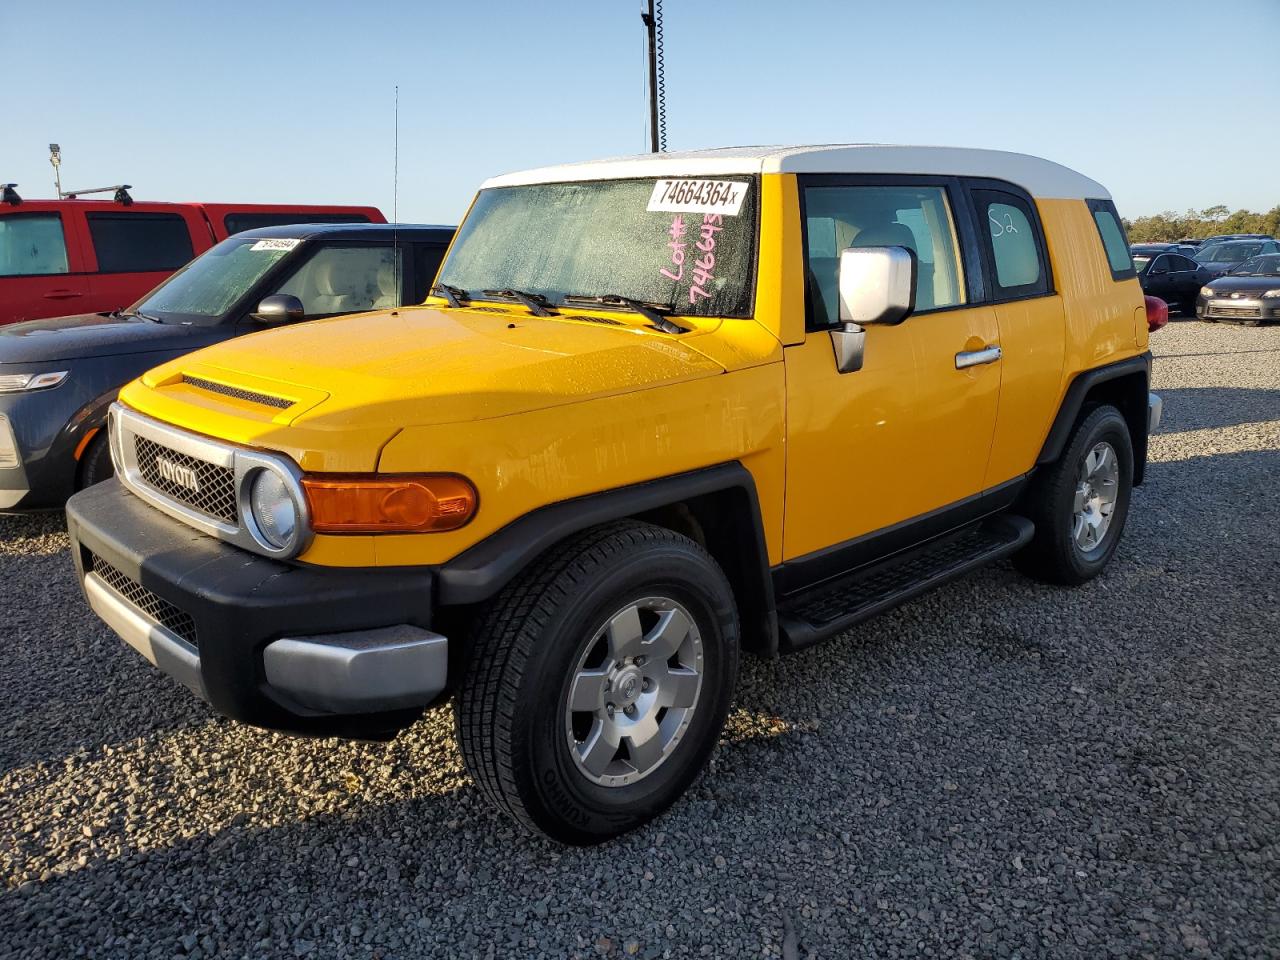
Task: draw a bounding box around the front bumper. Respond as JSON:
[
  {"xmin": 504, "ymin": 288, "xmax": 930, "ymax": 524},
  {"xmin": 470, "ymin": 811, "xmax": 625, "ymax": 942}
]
[
  {"xmin": 1196, "ymin": 297, "xmax": 1280, "ymax": 322},
  {"xmin": 67, "ymin": 480, "xmax": 446, "ymax": 739},
  {"xmin": 0, "ymin": 385, "xmax": 90, "ymax": 512}
]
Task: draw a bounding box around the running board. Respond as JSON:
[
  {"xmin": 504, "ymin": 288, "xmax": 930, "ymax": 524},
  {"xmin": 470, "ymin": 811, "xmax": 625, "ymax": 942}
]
[{"xmin": 776, "ymin": 514, "xmax": 1034, "ymax": 652}]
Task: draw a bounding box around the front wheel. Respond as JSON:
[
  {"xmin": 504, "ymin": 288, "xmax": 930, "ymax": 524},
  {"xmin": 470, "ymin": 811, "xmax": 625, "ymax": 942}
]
[
  {"xmin": 76, "ymin": 431, "xmax": 114, "ymax": 490},
  {"xmin": 455, "ymin": 521, "xmax": 739, "ymax": 844},
  {"xmin": 1014, "ymin": 405, "xmax": 1134, "ymax": 586}
]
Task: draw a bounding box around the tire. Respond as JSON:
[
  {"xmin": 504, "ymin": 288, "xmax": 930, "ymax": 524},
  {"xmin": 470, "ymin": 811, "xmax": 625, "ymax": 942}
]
[
  {"xmin": 76, "ymin": 431, "xmax": 114, "ymax": 490},
  {"xmin": 455, "ymin": 520, "xmax": 740, "ymax": 844},
  {"xmin": 1014, "ymin": 404, "xmax": 1133, "ymax": 586}
]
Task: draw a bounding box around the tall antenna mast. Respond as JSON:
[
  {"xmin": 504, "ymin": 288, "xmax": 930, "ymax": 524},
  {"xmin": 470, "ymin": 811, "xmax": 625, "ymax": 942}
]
[{"xmin": 641, "ymin": 1, "xmax": 667, "ymax": 153}]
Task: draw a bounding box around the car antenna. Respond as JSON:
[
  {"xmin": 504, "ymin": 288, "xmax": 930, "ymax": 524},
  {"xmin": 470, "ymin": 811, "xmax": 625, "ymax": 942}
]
[{"xmin": 392, "ymin": 84, "xmax": 401, "ymax": 307}]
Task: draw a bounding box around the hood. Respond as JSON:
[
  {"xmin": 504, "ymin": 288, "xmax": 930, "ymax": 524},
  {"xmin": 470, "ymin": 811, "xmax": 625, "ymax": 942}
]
[
  {"xmin": 1203, "ymin": 275, "xmax": 1280, "ymax": 296},
  {"xmin": 123, "ymin": 305, "xmax": 732, "ymax": 458},
  {"xmin": 0, "ymin": 312, "xmax": 220, "ymax": 364}
]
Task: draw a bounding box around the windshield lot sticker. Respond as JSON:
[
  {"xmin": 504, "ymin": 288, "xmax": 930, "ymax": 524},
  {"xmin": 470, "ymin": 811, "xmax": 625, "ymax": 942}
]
[
  {"xmin": 648, "ymin": 179, "xmax": 748, "ymax": 216},
  {"xmin": 249, "ymin": 239, "xmax": 301, "ymax": 252}
]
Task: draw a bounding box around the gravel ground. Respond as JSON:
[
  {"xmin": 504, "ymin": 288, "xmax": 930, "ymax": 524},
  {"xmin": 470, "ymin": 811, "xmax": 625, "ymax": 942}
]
[{"xmin": 1, "ymin": 319, "xmax": 1278, "ymax": 959}]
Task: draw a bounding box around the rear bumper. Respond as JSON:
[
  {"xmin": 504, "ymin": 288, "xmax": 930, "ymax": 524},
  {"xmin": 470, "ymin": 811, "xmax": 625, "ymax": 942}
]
[{"xmin": 67, "ymin": 479, "xmax": 444, "ymax": 739}]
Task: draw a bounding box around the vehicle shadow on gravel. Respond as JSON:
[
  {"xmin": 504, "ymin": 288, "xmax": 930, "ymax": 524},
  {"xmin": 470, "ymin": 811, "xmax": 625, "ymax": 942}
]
[{"xmin": 1153, "ymin": 386, "xmax": 1280, "ymax": 433}]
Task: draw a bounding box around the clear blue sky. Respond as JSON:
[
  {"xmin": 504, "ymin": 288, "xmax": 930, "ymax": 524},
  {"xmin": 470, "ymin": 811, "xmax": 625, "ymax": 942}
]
[{"xmin": 6, "ymin": 0, "xmax": 1278, "ymax": 224}]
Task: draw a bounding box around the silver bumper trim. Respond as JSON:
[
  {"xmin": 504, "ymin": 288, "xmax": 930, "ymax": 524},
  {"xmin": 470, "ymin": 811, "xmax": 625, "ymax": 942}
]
[
  {"xmin": 1148, "ymin": 392, "xmax": 1163, "ymax": 434},
  {"xmin": 263, "ymin": 625, "xmax": 448, "ymax": 714},
  {"xmin": 84, "ymin": 572, "xmax": 208, "ymax": 700}
]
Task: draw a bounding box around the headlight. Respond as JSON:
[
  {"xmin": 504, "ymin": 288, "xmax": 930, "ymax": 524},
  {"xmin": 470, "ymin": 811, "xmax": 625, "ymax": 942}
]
[
  {"xmin": 1200, "ymin": 287, "xmax": 1217, "ymax": 298},
  {"xmin": 0, "ymin": 371, "xmax": 68, "ymax": 393},
  {"xmin": 1262, "ymin": 289, "xmax": 1280, "ymax": 298},
  {"xmin": 248, "ymin": 468, "xmax": 299, "ymax": 550}
]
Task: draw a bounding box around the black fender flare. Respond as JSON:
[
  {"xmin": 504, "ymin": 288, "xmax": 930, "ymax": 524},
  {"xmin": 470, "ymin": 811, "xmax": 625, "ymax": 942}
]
[
  {"xmin": 1036, "ymin": 353, "xmax": 1151, "ymax": 483},
  {"xmin": 436, "ymin": 462, "xmax": 779, "ymax": 655}
]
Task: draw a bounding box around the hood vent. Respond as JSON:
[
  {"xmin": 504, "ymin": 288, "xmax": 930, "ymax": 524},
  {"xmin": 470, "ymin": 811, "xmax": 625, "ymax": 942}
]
[
  {"xmin": 566, "ymin": 315, "xmax": 625, "ymax": 326},
  {"xmin": 183, "ymin": 375, "xmax": 291, "ymax": 410}
]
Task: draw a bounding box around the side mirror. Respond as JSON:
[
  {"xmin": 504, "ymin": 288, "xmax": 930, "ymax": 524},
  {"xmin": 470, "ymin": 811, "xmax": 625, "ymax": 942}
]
[
  {"xmin": 831, "ymin": 246, "xmax": 916, "ymax": 373},
  {"xmin": 251, "ymin": 294, "xmax": 305, "ymax": 324}
]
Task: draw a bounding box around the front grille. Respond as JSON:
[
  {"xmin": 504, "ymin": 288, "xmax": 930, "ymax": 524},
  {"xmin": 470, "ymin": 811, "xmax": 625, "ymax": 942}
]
[
  {"xmin": 134, "ymin": 435, "xmax": 237, "ymax": 524},
  {"xmin": 1209, "ymin": 305, "xmax": 1261, "ymax": 318},
  {"xmin": 89, "ymin": 553, "xmax": 198, "ymax": 649},
  {"xmin": 183, "ymin": 376, "xmax": 291, "ymax": 410}
]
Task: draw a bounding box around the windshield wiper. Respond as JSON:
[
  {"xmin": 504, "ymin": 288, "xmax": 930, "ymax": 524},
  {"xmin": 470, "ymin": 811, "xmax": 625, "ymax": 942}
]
[
  {"xmin": 561, "ymin": 294, "xmax": 689, "ymax": 334},
  {"xmin": 112, "ymin": 309, "xmax": 162, "ymax": 323},
  {"xmin": 481, "ymin": 289, "xmax": 556, "ymax": 317},
  {"xmin": 431, "ymin": 283, "xmax": 470, "ymax": 308}
]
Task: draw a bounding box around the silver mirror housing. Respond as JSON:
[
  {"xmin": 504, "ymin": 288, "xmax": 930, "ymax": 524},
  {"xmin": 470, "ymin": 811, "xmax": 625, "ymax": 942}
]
[{"xmin": 837, "ymin": 246, "xmax": 917, "ymax": 326}]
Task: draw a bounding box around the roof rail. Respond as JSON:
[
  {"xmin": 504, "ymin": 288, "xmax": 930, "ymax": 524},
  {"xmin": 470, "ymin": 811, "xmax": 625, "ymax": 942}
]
[
  {"xmin": 2, "ymin": 184, "xmax": 21, "ymax": 205},
  {"xmin": 60, "ymin": 184, "xmax": 133, "ymax": 205}
]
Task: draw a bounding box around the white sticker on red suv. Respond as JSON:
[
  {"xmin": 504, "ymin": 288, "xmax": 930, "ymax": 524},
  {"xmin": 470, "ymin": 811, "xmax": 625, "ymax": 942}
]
[
  {"xmin": 647, "ymin": 179, "xmax": 748, "ymax": 216},
  {"xmin": 249, "ymin": 239, "xmax": 301, "ymax": 251}
]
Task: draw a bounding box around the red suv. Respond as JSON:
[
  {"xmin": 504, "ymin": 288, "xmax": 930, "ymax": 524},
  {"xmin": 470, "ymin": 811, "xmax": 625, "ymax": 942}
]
[{"xmin": 0, "ymin": 187, "xmax": 384, "ymax": 325}]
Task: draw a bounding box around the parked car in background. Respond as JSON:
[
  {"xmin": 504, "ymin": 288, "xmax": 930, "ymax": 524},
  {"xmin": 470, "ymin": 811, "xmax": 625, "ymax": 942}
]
[
  {"xmin": 1194, "ymin": 239, "xmax": 1280, "ymax": 276},
  {"xmin": 0, "ymin": 186, "xmax": 385, "ymax": 325},
  {"xmin": 0, "ymin": 223, "xmax": 453, "ymax": 510},
  {"xmin": 1196, "ymin": 253, "xmax": 1280, "ymax": 324},
  {"xmin": 66, "ymin": 145, "xmax": 1161, "ymax": 843},
  {"xmin": 1131, "ymin": 241, "xmax": 1200, "ymax": 259},
  {"xmin": 1134, "ymin": 250, "xmax": 1211, "ymax": 314}
]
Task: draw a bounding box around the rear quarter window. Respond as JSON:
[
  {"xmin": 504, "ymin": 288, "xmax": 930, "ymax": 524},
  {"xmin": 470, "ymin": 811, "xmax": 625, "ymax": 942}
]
[{"xmin": 1086, "ymin": 199, "xmax": 1137, "ymax": 281}]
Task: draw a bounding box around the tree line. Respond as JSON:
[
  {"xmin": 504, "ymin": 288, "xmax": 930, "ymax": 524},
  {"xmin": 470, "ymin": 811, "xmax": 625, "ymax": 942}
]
[{"xmin": 1122, "ymin": 205, "xmax": 1280, "ymax": 242}]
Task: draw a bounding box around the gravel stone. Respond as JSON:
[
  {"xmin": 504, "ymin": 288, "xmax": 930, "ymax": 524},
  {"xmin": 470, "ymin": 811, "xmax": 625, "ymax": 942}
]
[{"xmin": 1, "ymin": 320, "xmax": 1278, "ymax": 958}]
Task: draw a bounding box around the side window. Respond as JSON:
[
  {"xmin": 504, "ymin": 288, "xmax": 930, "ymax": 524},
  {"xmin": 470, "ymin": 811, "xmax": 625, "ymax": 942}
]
[
  {"xmin": 973, "ymin": 189, "xmax": 1049, "ymax": 297},
  {"xmin": 1171, "ymin": 255, "xmax": 1195, "ymax": 272},
  {"xmin": 223, "ymin": 212, "xmax": 369, "ymax": 235},
  {"xmin": 802, "ymin": 184, "xmax": 965, "ymax": 327},
  {"xmin": 272, "ymin": 245, "xmax": 402, "ymax": 316},
  {"xmin": 1148, "ymin": 255, "xmax": 1168, "ymax": 273},
  {"xmin": 0, "ymin": 214, "xmax": 69, "ymax": 276},
  {"xmin": 1085, "ymin": 198, "xmax": 1136, "ymax": 281},
  {"xmin": 87, "ymin": 213, "xmax": 194, "ymax": 273}
]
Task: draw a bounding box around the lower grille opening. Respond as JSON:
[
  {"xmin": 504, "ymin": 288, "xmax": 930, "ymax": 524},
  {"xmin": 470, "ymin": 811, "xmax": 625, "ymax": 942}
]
[{"xmin": 88, "ymin": 553, "xmax": 198, "ymax": 649}]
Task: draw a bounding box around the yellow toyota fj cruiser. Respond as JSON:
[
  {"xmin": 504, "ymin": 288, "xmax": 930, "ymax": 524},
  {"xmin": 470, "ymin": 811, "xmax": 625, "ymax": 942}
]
[{"xmin": 67, "ymin": 146, "xmax": 1162, "ymax": 843}]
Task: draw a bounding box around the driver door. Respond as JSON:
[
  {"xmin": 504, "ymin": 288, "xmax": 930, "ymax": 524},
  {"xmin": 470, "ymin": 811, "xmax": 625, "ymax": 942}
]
[{"xmin": 782, "ymin": 178, "xmax": 1001, "ymax": 561}]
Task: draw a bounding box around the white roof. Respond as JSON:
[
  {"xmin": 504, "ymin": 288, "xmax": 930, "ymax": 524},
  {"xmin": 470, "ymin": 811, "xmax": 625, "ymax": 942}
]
[{"xmin": 483, "ymin": 144, "xmax": 1109, "ymax": 200}]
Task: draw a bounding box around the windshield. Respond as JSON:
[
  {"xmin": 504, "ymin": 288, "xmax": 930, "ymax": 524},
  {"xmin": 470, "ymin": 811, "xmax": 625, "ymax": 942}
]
[
  {"xmin": 1230, "ymin": 254, "xmax": 1280, "ymax": 276},
  {"xmin": 135, "ymin": 236, "xmax": 298, "ymax": 324},
  {"xmin": 437, "ymin": 177, "xmax": 758, "ymax": 317},
  {"xmin": 1196, "ymin": 243, "xmax": 1263, "ymax": 264},
  {"xmin": 1132, "ymin": 255, "xmax": 1152, "ymax": 273}
]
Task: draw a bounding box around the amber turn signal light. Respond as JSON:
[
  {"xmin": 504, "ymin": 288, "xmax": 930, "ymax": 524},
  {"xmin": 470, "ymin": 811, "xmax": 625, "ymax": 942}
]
[{"xmin": 302, "ymin": 474, "xmax": 477, "ymax": 534}]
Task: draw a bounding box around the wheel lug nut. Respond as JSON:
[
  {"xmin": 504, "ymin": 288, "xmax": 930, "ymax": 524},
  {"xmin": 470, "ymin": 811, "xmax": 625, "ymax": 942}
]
[
  {"xmin": 624, "ymin": 704, "xmax": 637, "ymax": 717},
  {"xmin": 642, "ymin": 678, "xmax": 652, "ymax": 692},
  {"xmin": 606, "ymin": 703, "xmax": 615, "ymax": 717},
  {"xmin": 634, "ymin": 656, "xmax": 647, "ymax": 667}
]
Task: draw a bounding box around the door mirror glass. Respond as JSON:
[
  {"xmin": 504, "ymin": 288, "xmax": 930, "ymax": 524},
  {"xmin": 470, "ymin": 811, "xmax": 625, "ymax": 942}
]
[
  {"xmin": 251, "ymin": 293, "xmax": 305, "ymax": 324},
  {"xmin": 837, "ymin": 246, "xmax": 917, "ymax": 326}
]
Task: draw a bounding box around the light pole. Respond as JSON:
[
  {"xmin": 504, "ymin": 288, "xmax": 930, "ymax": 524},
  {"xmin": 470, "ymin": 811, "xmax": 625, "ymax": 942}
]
[{"xmin": 49, "ymin": 144, "xmax": 62, "ymax": 198}]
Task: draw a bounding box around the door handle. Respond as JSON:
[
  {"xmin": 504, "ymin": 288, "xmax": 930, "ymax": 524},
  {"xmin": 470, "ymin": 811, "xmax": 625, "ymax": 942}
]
[
  {"xmin": 43, "ymin": 290, "xmax": 83, "ymax": 300},
  {"xmin": 955, "ymin": 345, "xmax": 1002, "ymax": 369}
]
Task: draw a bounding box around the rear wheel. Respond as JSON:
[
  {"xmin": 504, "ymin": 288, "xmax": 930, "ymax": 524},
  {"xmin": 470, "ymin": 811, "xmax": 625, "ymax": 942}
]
[
  {"xmin": 76, "ymin": 431, "xmax": 114, "ymax": 490},
  {"xmin": 1015, "ymin": 405, "xmax": 1133, "ymax": 586},
  {"xmin": 455, "ymin": 521, "xmax": 739, "ymax": 844}
]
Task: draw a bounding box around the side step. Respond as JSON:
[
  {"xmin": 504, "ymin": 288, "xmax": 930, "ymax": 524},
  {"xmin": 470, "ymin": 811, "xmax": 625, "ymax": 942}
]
[{"xmin": 776, "ymin": 514, "xmax": 1034, "ymax": 652}]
